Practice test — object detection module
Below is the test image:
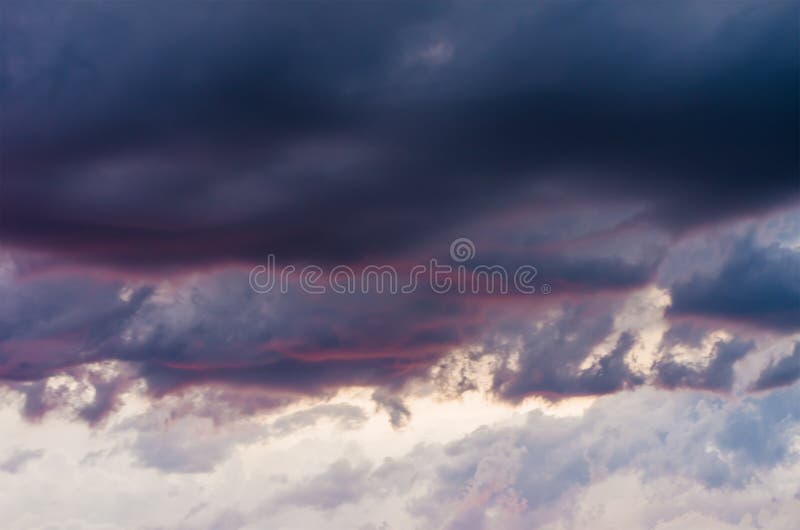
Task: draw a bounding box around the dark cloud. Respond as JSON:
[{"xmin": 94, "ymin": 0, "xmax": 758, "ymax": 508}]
[
  {"xmin": 0, "ymin": 2, "xmax": 796, "ymax": 266},
  {"xmin": 751, "ymin": 342, "xmax": 800, "ymax": 391},
  {"xmin": 15, "ymin": 380, "xmax": 50, "ymax": 421},
  {"xmin": 0, "ymin": 2, "xmax": 797, "ymax": 426},
  {"xmin": 0, "ymin": 266, "xmax": 483, "ymax": 421},
  {"xmin": 668, "ymin": 239, "xmax": 800, "ymax": 332},
  {"xmin": 491, "ymin": 305, "xmax": 644, "ymax": 401},
  {"xmin": 0, "ymin": 253, "xmax": 789, "ymax": 425},
  {"xmin": 654, "ymin": 338, "xmax": 754, "ymax": 391},
  {"xmin": 0, "ymin": 275, "xmax": 152, "ymax": 381},
  {"xmin": 0, "ymin": 270, "xmax": 644, "ymax": 424},
  {"xmin": 0, "ymin": 3, "xmax": 798, "ymax": 526},
  {"xmin": 659, "ymin": 322, "xmax": 708, "ymax": 351},
  {"xmin": 8, "ymin": 366, "xmax": 136, "ymax": 424},
  {"xmin": 473, "ymin": 247, "xmax": 661, "ymax": 294},
  {"xmin": 77, "ymin": 368, "xmax": 136, "ymax": 426}
]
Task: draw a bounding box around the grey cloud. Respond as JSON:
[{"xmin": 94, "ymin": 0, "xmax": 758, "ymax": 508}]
[
  {"xmin": 121, "ymin": 400, "xmax": 369, "ymax": 473},
  {"xmin": 668, "ymin": 238, "xmax": 800, "ymax": 332},
  {"xmin": 428, "ymin": 387, "xmax": 799, "ymax": 525},
  {"xmin": 751, "ymin": 342, "xmax": 800, "ymax": 391},
  {"xmin": 268, "ymin": 403, "xmax": 368, "ymax": 436},
  {"xmin": 247, "ymin": 386, "xmax": 800, "ymax": 529},
  {"xmin": 16, "ymin": 380, "xmax": 50, "ymax": 421},
  {"xmin": 208, "ymin": 510, "xmax": 246, "ymax": 530},
  {"xmin": 275, "ymin": 458, "xmax": 373, "ymax": 511},
  {"xmin": 654, "ymin": 338, "xmax": 754, "ymax": 391},
  {"xmin": 0, "ymin": 2, "xmax": 796, "ymax": 266},
  {"xmin": 0, "ymin": 448, "xmax": 44, "ymax": 473},
  {"xmin": 491, "ymin": 304, "xmax": 644, "ymax": 400},
  {"xmin": 371, "ymin": 389, "xmax": 412, "ymax": 429}
]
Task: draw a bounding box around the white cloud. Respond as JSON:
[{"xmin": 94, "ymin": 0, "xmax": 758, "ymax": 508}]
[{"xmin": 1, "ymin": 382, "xmax": 797, "ymax": 530}]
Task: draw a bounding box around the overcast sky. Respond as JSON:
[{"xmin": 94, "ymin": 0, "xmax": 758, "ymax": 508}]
[{"xmin": 1, "ymin": 2, "xmax": 799, "ymax": 529}]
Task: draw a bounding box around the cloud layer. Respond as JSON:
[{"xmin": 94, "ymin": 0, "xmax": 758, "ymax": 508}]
[
  {"xmin": 1, "ymin": 2, "xmax": 797, "ymax": 266},
  {"xmin": 0, "ymin": 2, "xmax": 798, "ymax": 528}
]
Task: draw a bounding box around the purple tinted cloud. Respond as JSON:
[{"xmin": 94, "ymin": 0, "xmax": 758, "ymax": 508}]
[
  {"xmin": 0, "ymin": 1, "xmax": 797, "ymax": 428},
  {"xmin": 0, "ymin": 2, "xmax": 796, "ymax": 267}
]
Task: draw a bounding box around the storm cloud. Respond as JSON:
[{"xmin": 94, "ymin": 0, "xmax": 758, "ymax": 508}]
[
  {"xmin": 0, "ymin": 2, "xmax": 798, "ymax": 527},
  {"xmin": 751, "ymin": 342, "xmax": 800, "ymax": 391},
  {"xmin": 0, "ymin": 1, "xmax": 796, "ymax": 266},
  {"xmin": 668, "ymin": 239, "xmax": 800, "ymax": 332}
]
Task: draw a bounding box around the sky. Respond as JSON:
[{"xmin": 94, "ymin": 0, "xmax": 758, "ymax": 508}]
[{"xmin": 0, "ymin": 2, "xmax": 799, "ymax": 529}]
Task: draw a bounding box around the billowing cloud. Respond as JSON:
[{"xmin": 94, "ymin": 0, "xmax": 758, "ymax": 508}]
[
  {"xmin": 491, "ymin": 305, "xmax": 645, "ymax": 401},
  {"xmin": 299, "ymin": 386, "xmax": 800, "ymax": 530}
]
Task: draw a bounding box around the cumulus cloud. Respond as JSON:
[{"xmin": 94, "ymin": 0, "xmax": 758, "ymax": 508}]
[
  {"xmin": 490, "ymin": 304, "xmax": 645, "ymax": 401},
  {"xmin": 0, "ymin": 253, "xmax": 790, "ymax": 425},
  {"xmin": 245, "ymin": 385, "xmax": 800, "ymax": 530},
  {"xmin": 0, "ymin": 252, "xmax": 673, "ymax": 425}
]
